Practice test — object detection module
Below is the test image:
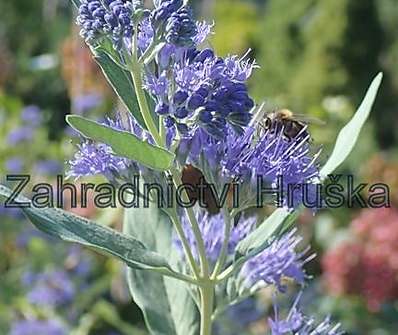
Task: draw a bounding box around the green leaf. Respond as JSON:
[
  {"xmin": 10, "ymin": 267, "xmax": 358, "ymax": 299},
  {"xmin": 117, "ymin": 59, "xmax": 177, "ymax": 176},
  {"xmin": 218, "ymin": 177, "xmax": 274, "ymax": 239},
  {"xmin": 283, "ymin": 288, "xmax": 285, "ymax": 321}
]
[
  {"xmin": 66, "ymin": 115, "xmax": 174, "ymax": 171},
  {"xmin": 320, "ymin": 73, "xmax": 383, "ymax": 179},
  {"xmin": 235, "ymin": 209, "xmax": 290, "ymax": 258},
  {"xmin": 0, "ymin": 185, "xmax": 172, "ymax": 272},
  {"xmin": 92, "ymin": 48, "xmax": 147, "ymax": 129},
  {"xmin": 124, "ymin": 201, "xmax": 199, "ymax": 335}
]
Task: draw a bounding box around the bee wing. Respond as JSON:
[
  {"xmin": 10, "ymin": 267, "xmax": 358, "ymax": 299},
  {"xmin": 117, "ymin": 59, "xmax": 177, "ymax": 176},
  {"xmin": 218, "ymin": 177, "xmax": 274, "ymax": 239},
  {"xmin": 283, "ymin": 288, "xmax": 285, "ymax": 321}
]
[{"xmin": 292, "ymin": 114, "xmax": 326, "ymax": 125}]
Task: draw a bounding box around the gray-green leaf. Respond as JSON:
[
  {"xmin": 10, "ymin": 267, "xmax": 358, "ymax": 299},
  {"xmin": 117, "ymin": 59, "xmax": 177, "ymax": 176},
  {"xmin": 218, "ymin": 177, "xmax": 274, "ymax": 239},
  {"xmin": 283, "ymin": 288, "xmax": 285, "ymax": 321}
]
[
  {"xmin": 66, "ymin": 115, "xmax": 174, "ymax": 171},
  {"xmin": 0, "ymin": 185, "xmax": 172, "ymax": 272},
  {"xmin": 235, "ymin": 208, "xmax": 291, "ymax": 260},
  {"xmin": 124, "ymin": 202, "xmax": 199, "ymax": 335},
  {"xmin": 320, "ymin": 73, "xmax": 383, "ymax": 179},
  {"xmin": 92, "ymin": 48, "xmax": 147, "ymax": 129}
]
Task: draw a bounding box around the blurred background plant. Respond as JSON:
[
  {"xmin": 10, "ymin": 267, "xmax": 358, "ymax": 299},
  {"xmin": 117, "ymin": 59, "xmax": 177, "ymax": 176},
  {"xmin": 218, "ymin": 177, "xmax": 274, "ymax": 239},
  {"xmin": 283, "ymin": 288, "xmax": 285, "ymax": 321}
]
[{"xmin": 0, "ymin": 0, "xmax": 397, "ymax": 334}]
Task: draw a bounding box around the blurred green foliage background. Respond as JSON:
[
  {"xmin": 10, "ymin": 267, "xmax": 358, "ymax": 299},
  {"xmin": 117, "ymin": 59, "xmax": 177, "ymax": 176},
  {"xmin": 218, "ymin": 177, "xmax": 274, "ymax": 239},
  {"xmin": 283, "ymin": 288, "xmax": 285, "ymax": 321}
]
[{"xmin": 1, "ymin": 0, "xmax": 398, "ymax": 334}]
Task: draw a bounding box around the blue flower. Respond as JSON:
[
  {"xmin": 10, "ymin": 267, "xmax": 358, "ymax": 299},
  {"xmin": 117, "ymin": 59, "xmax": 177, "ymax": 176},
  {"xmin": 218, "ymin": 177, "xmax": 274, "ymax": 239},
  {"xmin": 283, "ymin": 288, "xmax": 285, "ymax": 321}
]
[
  {"xmin": 67, "ymin": 113, "xmax": 152, "ymax": 179},
  {"xmin": 34, "ymin": 160, "xmax": 63, "ymax": 175},
  {"xmin": 0, "ymin": 203, "xmax": 24, "ymax": 220},
  {"xmin": 179, "ymin": 123, "xmax": 320, "ymax": 208},
  {"xmin": 72, "ymin": 93, "xmax": 103, "ymax": 114},
  {"xmin": 67, "ymin": 141, "xmax": 129, "ymax": 179},
  {"xmin": 152, "ymin": 48, "xmax": 255, "ymax": 140},
  {"xmin": 224, "ymin": 51, "xmax": 258, "ymax": 82},
  {"xmin": 77, "ymin": 0, "xmax": 135, "ymax": 49},
  {"xmin": 67, "ymin": 245, "xmax": 93, "ymax": 277},
  {"xmin": 193, "ymin": 21, "xmax": 214, "ymax": 45},
  {"xmin": 7, "ymin": 126, "xmax": 34, "ymax": 145},
  {"xmin": 5, "ymin": 157, "xmax": 24, "ymax": 173},
  {"xmin": 144, "ymin": 72, "xmax": 169, "ymax": 97},
  {"xmin": 21, "ymin": 105, "xmax": 43, "ymax": 127},
  {"xmin": 165, "ymin": 7, "xmax": 197, "ymax": 47},
  {"xmin": 152, "ymin": 0, "xmax": 184, "ymax": 23},
  {"xmin": 137, "ymin": 17, "xmax": 154, "ymax": 51},
  {"xmin": 10, "ymin": 318, "xmax": 68, "ymax": 335},
  {"xmin": 23, "ymin": 270, "xmax": 75, "ymax": 307},
  {"xmin": 240, "ymin": 230, "xmax": 312, "ymax": 292},
  {"xmin": 175, "ymin": 211, "xmax": 256, "ymax": 265},
  {"xmin": 269, "ymin": 292, "xmax": 343, "ymax": 335}
]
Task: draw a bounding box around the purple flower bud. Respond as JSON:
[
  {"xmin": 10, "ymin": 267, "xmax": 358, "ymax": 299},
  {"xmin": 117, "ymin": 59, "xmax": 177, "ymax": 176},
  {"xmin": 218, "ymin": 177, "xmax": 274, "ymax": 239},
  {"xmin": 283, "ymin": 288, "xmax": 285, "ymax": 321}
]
[
  {"xmin": 187, "ymin": 93, "xmax": 206, "ymax": 110},
  {"xmin": 196, "ymin": 86, "xmax": 209, "ymax": 98},
  {"xmin": 165, "ymin": 7, "xmax": 197, "ymax": 47},
  {"xmin": 173, "ymin": 90, "xmax": 189, "ymax": 105},
  {"xmin": 155, "ymin": 103, "xmax": 170, "ymax": 115},
  {"xmin": 175, "ymin": 107, "xmax": 189, "ymax": 119},
  {"xmin": 199, "ymin": 110, "xmax": 213, "ymax": 123},
  {"xmin": 164, "ymin": 116, "xmax": 175, "ymax": 128},
  {"xmin": 176, "ymin": 123, "xmax": 189, "ymax": 134},
  {"xmin": 77, "ymin": 0, "xmax": 134, "ymax": 49}
]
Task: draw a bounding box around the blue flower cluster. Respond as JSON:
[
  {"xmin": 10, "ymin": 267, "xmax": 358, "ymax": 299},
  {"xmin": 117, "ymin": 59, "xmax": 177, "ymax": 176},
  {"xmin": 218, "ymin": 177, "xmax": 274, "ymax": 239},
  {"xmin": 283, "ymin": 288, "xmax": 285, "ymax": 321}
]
[
  {"xmin": 147, "ymin": 47, "xmax": 255, "ymax": 140},
  {"xmin": 221, "ymin": 125, "xmax": 320, "ymax": 198},
  {"xmin": 151, "ymin": 0, "xmax": 197, "ymax": 46},
  {"xmin": 67, "ymin": 140, "xmax": 129, "ymax": 179},
  {"xmin": 152, "ymin": 0, "xmax": 183, "ymax": 22},
  {"xmin": 76, "ymin": 0, "xmax": 255, "ymax": 140},
  {"xmin": 178, "ymin": 123, "xmax": 320, "ymax": 208},
  {"xmin": 241, "ymin": 229, "xmax": 312, "ymax": 292},
  {"xmin": 22, "ymin": 270, "xmax": 75, "ymax": 307},
  {"xmin": 175, "ymin": 211, "xmax": 255, "ymax": 264},
  {"xmin": 67, "ymin": 113, "xmax": 152, "ymax": 180},
  {"xmin": 77, "ymin": 0, "xmax": 135, "ymax": 49},
  {"xmin": 164, "ymin": 7, "xmax": 197, "ymax": 46},
  {"xmin": 7, "ymin": 221, "xmax": 95, "ymax": 335},
  {"xmin": 269, "ymin": 293, "xmax": 343, "ymax": 335},
  {"xmin": 175, "ymin": 211, "xmax": 309, "ymax": 291},
  {"xmin": 77, "ymin": 0, "xmax": 197, "ymax": 50}
]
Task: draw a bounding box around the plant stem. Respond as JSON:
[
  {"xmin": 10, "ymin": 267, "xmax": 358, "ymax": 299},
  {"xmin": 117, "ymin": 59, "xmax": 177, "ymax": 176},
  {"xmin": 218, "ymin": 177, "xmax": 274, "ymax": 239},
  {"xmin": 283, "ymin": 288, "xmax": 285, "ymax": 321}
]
[
  {"xmin": 199, "ymin": 281, "xmax": 214, "ymax": 335},
  {"xmin": 169, "ymin": 211, "xmax": 201, "ymax": 279},
  {"xmin": 170, "ymin": 167, "xmax": 210, "ymax": 277},
  {"xmin": 157, "ymin": 267, "xmax": 198, "ymax": 285}
]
